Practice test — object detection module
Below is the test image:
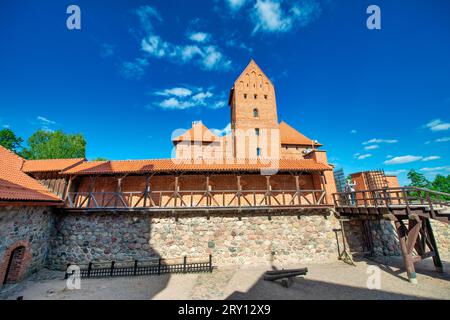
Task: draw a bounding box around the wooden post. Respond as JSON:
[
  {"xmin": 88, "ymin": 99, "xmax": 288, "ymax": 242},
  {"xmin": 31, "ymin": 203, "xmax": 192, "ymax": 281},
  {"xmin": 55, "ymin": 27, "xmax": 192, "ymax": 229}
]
[
  {"xmin": 174, "ymin": 175, "xmax": 179, "ymax": 207},
  {"xmin": 294, "ymin": 175, "xmax": 301, "ymax": 205},
  {"xmin": 394, "ymin": 220, "xmax": 417, "ymax": 283},
  {"xmin": 114, "ymin": 176, "xmax": 123, "ymax": 208},
  {"xmin": 143, "ymin": 175, "xmax": 150, "ymax": 207},
  {"xmin": 206, "ymin": 175, "xmax": 210, "ymax": 207},
  {"xmin": 266, "ymin": 175, "xmax": 271, "ymax": 206},
  {"xmin": 64, "ymin": 176, "xmax": 74, "ymax": 202},
  {"xmin": 86, "ymin": 175, "xmax": 97, "ymax": 208},
  {"xmin": 424, "ymin": 218, "xmax": 443, "ymax": 272},
  {"xmin": 236, "ymin": 175, "xmax": 242, "ymax": 207}
]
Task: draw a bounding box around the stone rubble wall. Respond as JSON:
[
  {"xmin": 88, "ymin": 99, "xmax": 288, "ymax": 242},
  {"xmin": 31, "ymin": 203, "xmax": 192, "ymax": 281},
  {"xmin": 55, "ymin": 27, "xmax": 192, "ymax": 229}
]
[
  {"xmin": 47, "ymin": 210, "xmax": 343, "ymax": 269},
  {"xmin": 0, "ymin": 206, "xmax": 54, "ymax": 278},
  {"xmin": 344, "ymin": 219, "xmax": 450, "ymax": 259}
]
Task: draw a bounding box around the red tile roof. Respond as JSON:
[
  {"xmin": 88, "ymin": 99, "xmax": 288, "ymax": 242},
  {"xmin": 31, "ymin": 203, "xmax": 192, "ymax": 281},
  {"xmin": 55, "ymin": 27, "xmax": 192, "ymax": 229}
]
[
  {"xmin": 0, "ymin": 146, "xmax": 62, "ymax": 203},
  {"xmin": 22, "ymin": 158, "xmax": 85, "ymax": 173},
  {"xmin": 62, "ymin": 158, "xmax": 332, "ymax": 175},
  {"xmin": 279, "ymin": 121, "xmax": 322, "ymax": 146},
  {"xmin": 172, "ymin": 121, "xmax": 220, "ymax": 143}
]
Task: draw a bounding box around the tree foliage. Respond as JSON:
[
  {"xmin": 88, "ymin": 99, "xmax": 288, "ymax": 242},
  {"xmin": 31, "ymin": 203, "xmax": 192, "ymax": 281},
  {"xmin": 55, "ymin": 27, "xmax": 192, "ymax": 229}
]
[
  {"xmin": 407, "ymin": 170, "xmax": 431, "ymax": 189},
  {"xmin": 21, "ymin": 130, "xmax": 86, "ymax": 159},
  {"xmin": 407, "ymin": 169, "xmax": 450, "ymax": 200},
  {"xmin": 0, "ymin": 128, "xmax": 23, "ymax": 153}
]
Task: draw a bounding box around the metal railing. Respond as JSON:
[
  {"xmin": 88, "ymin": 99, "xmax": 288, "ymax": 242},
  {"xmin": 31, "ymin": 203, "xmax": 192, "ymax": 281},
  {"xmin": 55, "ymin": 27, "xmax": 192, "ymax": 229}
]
[
  {"xmin": 64, "ymin": 255, "xmax": 213, "ymax": 279},
  {"xmin": 65, "ymin": 188, "xmax": 329, "ymax": 210},
  {"xmin": 333, "ymin": 187, "xmax": 450, "ymax": 218}
]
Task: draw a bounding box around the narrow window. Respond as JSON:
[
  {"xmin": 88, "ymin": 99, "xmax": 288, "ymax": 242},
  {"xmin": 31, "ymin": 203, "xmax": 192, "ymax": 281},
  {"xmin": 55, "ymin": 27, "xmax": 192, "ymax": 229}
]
[
  {"xmin": 257, "ymin": 147, "xmax": 261, "ymax": 157},
  {"xmin": 254, "ymin": 94, "xmax": 257, "ymax": 99},
  {"xmin": 255, "ymin": 128, "xmax": 260, "ymax": 136},
  {"xmin": 264, "ymin": 95, "xmax": 268, "ymax": 99},
  {"xmin": 244, "ymin": 94, "xmax": 247, "ymax": 99},
  {"xmin": 253, "ymin": 108, "xmax": 259, "ymax": 118}
]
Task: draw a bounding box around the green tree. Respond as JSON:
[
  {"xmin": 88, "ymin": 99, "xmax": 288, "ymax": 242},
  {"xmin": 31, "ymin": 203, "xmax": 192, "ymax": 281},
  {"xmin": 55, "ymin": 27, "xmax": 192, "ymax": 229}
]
[
  {"xmin": 0, "ymin": 128, "xmax": 23, "ymax": 153},
  {"xmin": 21, "ymin": 130, "xmax": 86, "ymax": 159},
  {"xmin": 91, "ymin": 157, "xmax": 108, "ymax": 161},
  {"xmin": 407, "ymin": 170, "xmax": 431, "ymax": 189},
  {"xmin": 431, "ymin": 174, "xmax": 450, "ymax": 199}
]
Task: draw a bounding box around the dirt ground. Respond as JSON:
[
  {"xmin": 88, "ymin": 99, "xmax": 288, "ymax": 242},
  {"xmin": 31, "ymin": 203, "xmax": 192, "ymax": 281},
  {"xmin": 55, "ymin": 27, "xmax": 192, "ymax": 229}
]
[{"xmin": 1, "ymin": 257, "xmax": 449, "ymax": 300}]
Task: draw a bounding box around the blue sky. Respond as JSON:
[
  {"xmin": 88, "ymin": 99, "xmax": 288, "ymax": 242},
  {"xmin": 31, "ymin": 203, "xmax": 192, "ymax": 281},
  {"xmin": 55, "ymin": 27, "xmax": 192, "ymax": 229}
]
[{"xmin": 0, "ymin": 0, "xmax": 449, "ymax": 185}]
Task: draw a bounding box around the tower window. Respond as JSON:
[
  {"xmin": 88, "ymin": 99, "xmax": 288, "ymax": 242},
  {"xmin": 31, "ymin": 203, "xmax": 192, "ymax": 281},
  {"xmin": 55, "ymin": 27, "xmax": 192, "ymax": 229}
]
[
  {"xmin": 253, "ymin": 108, "xmax": 259, "ymax": 118},
  {"xmin": 244, "ymin": 94, "xmax": 247, "ymax": 99},
  {"xmin": 256, "ymin": 148, "xmax": 261, "ymax": 157},
  {"xmin": 264, "ymin": 95, "xmax": 268, "ymax": 99},
  {"xmin": 254, "ymin": 94, "xmax": 257, "ymax": 99},
  {"xmin": 255, "ymin": 128, "xmax": 260, "ymax": 136}
]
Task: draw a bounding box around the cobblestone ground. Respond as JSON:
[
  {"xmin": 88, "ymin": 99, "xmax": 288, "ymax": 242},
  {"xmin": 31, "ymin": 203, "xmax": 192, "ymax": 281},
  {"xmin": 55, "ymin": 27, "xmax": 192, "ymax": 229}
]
[{"xmin": 1, "ymin": 257, "xmax": 449, "ymax": 300}]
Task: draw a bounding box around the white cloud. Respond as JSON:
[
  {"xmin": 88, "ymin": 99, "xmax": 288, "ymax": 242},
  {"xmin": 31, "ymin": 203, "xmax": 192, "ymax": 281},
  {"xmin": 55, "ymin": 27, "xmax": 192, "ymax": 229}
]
[
  {"xmin": 211, "ymin": 123, "xmax": 232, "ymax": 136},
  {"xmin": 251, "ymin": 0, "xmax": 321, "ymax": 34},
  {"xmin": 386, "ymin": 155, "xmax": 393, "ymax": 159},
  {"xmin": 422, "ymin": 156, "xmax": 441, "ymax": 162},
  {"xmin": 225, "ymin": 0, "xmax": 248, "ymax": 11},
  {"xmin": 385, "ymin": 169, "xmax": 407, "ymax": 176},
  {"xmin": 120, "ymin": 58, "xmax": 149, "ymax": 79},
  {"xmin": 225, "ymin": 38, "xmax": 253, "ymax": 53},
  {"xmin": 362, "ymin": 138, "xmax": 398, "ymax": 145},
  {"xmin": 350, "ymin": 129, "xmax": 357, "ymax": 134},
  {"xmin": 364, "ymin": 145, "xmax": 379, "ymax": 151},
  {"xmin": 141, "ymin": 36, "xmax": 231, "ymax": 71},
  {"xmin": 193, "ymin": 91, "xmax": 214, "ymax": 102},
  {"xmin": 357, "ymin": 154, "xmax": 372, "ymax": 160},
  {"xmin": 37, "ymin": 116, "xmax": 56, "ymax": 125},
  {"xmin": 384, "ymin": 155, "xmax": 422, "ymax": 165},
  {"xmin": 420, "ymin": 166, "xmax": 450, "ymax": 173},
  {"xmin": 158, "ymin": 98, "xmax": 195, "ymax": 110},
  {"xmin": 156, "ymin": 87, "xmax": 193, "ymax": 97},
  {"xmin": 152, "ymin": 87, "xmax": 226, "ymax": 110},
  {"xmin": 135, "ymin": 6, "xmax": 231, "ymax": 72},
  {"xmin": 436, "ymin": 137, "xmax": 450, "ymax": 143},
  {"xmin": 425, "ymin": 119, "xmax": 450, "ymax": 132},
  {"xmin": 189, "ymin": 32, "xmax": 211, "ymax": 43}
]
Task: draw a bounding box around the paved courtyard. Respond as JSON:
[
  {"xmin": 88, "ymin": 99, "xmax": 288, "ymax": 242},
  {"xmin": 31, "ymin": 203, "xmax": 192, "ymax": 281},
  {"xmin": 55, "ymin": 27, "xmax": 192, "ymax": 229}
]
[{"xmin": 1, "ymin": 257, "xmax": 449, "ymax": 300}]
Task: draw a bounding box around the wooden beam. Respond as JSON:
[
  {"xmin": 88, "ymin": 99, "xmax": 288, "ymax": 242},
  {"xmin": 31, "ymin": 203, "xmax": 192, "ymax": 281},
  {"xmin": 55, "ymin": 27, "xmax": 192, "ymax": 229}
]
[{"xmin": 395, "ymin": 220, "xmax": 417, "ymax": 283}]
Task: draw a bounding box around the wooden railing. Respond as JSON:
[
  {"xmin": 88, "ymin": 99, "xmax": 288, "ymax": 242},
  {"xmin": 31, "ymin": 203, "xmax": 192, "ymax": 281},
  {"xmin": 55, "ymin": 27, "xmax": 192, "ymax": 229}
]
[
  {"xmin": 333, "ymin": 187, "xmax": 450, "ymax": 218},
  {"xmin": 65, "ymin": 189, "xmax": 329, "ymax": 210}
]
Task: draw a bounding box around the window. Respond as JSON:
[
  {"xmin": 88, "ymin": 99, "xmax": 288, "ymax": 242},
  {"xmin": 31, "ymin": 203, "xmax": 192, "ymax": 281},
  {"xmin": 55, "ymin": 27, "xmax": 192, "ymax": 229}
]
[
  {"xmin": 255, "ymin": 128, "xmax": 260, "ymax": 136},
  {"xmin": 244, "ymin": 94, "xmax": 247, "ymax": 99},
  {"xmin": 253, "ymin": 108, "xmax": 259, "ymax": 118},
  {"xmin": 256, "ymin": 147, "xmax": 261, "ymax": 157},
  {"xmin": 264, "ymin": 95, "xmax": 268, "ymax": 99},
  {"xmin": 254, "ymin": 94, "xmax": 257, "ymax": 99}
]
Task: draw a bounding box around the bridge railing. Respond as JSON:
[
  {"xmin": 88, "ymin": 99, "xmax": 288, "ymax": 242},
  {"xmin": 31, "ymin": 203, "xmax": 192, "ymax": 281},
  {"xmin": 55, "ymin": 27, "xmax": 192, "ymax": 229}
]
[
  {"xmin": 333, "ymin": 187, "xmax": 450, "ymax": 217},
  {"xmin": 65, "ymin": 188, "xmax": 329, "ymax": 210}
]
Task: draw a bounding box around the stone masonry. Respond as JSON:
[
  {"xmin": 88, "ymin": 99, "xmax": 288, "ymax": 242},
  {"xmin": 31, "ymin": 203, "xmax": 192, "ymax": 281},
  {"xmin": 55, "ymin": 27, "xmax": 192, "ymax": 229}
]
[{"xmin": 0, "ymin": 206, "xmax": 54, "ymax": 286}]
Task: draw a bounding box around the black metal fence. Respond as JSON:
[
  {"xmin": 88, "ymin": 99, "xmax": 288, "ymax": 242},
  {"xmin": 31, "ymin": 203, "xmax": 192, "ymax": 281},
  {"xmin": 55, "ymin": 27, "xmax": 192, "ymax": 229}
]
[{"xmin": 64, "ymin": 255, "xmax": 213, "ymax": 279}]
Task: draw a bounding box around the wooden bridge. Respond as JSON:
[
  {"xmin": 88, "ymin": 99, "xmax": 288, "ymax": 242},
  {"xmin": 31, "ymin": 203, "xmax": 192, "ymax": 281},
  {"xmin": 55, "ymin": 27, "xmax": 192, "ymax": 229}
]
[{"xmin": 334, "ymin": 186, "xmax": 450, "ymax": 283}]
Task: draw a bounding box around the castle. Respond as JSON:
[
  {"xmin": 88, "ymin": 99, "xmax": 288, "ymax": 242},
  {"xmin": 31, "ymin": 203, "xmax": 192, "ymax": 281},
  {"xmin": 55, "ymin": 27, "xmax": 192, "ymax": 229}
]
[{"xmin": 4, "ymin": 60, "xmax": 444, "ymax": 288}]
